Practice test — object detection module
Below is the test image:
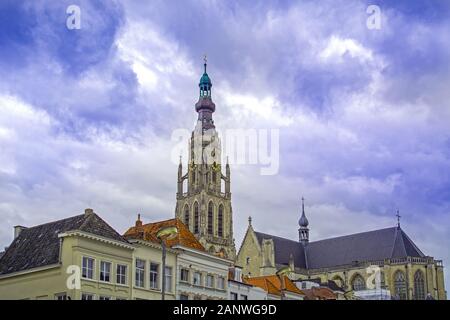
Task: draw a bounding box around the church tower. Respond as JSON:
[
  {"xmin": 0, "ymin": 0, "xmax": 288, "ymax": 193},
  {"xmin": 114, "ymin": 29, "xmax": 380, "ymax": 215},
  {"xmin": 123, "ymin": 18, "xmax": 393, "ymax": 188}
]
[
  {"xmin": 298, "ymin": 197, "xmax": 309, "ymax": 245},
  {"xmin": 175, "ymin": 58, "xmax": 236, "ymax": 260}
]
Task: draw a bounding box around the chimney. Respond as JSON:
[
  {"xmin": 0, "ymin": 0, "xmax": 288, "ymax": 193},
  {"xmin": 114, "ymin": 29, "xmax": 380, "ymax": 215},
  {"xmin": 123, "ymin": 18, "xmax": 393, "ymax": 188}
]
[
  {"xmin": 14, "ymin": 225, "xmax": 27, "ymax": 239},
  {"xmin": 135, "ymin": 214, "xmax": 143, "ymax": 227},
  {"xmin": 84, "ymin": 208, "xmax": 94, "ymax": 217}
]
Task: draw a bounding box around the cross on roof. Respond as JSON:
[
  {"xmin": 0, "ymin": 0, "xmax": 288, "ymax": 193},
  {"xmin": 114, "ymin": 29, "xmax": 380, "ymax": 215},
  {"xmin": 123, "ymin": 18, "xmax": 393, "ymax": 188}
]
[{"xmin": 396, "ymin": 210, "xmax": 401, "ymax": 227}]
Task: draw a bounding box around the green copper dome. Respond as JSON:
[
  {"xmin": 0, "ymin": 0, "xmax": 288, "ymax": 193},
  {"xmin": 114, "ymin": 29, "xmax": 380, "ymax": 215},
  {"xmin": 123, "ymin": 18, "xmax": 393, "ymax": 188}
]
[{"xmin": 199, "ymin": 72, "xmax": 212, "ymax": 86}]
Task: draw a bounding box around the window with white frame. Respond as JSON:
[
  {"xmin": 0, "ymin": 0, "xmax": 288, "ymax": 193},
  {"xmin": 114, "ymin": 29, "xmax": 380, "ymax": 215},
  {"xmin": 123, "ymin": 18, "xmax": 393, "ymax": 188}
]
[
  {"xmin": 150, "ymin": 262, "xmax": 159, "ymax": 290},
  {"xmin": 234, "ymin": 268, "xmax": 242, "ymax": 282},
  {"xmin": 81, "ymin": 293, "xmax": 94, "ymax": 300},
  {"xmin": 164, "ymin": 266, "xmax": 173, "ymax": 292},
  {"xmin": 206, "ymin": 274, "xmax": 214, "ymax": 288},
  {"xmin": 217, "ymin": 276, "xmax": 225, "ymax": 290},
  {"xmin": 54, "ymin": 292, "xmax": 67, "ymax": 300},
  {"xmin": 82, "ymin": 257, "xmax": 94, "ymax": 279},
  {"xmin": 180, "ymin": 268, "xmax": 189, "ymax": 282},
  {"xmin": 193, "ymin": 272, "xmax": 202, "ymax": 286},
  {"xmin": 135, "ymin": 259, "xmax": 145, "ymax": 288},
  {"xmin": 100, "ymin": 261, "xmax": 111, "ymax": 282},
  {"xmin": 116, "ymin": 264, "xmax": 127, "ymax": 285}
]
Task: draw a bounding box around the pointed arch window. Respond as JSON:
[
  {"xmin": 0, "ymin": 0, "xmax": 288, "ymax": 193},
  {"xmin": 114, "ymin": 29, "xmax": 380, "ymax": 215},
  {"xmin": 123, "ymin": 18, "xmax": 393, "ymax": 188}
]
[
  {"xmin": 414, "ymin": 270, "xmax": 425, "ymax": 300},
  {"xmin": 394, "ymin": 270, "xmax": 407, "ymax": 300},
  {"xmin": 381, "ymin": 271, "xmax": 386, "ymax": 287},
  {"xmin": 332, "ymin": 276, "xmax": 344, "ymax": 288},
  {"xmin": 194, "ymin": 202, "xmax": 199, "ymax": 234},
  {"xmin": 208, "ymin": 202, "xmax": 214, "ymax": 235},
  {"xmin": 351, "ymin": 274, "xmax": 366, "ymax": 291},
  {"xmin": 218, "ymin": 205, "xmax": 224, "ymax": 237},
  {"xmin": 184, "ymin": 204, "xmax": 190, "ymax": 228}
]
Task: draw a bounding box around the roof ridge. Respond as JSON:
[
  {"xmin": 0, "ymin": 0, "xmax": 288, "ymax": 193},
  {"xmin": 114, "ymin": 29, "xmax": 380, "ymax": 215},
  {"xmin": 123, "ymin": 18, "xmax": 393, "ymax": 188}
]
[
  {"xmin": 254, "ymin": 231, "xmax": 298, "ymax": 244},
  {"xmin": 85, "ymin": 213, "xmax": 130, "ymax": 244},
  {"xmin": 142, "ymin": 218, "xmax": 177, "ymax": 227},
  {"xmin": 389, "ymin": 227, "xmax": 401, "ymax": 258},
  {"xmin": 399, "ymin": 228, "xmax": 425, "ymax": 257},
  {"xmin": 309, "ymin": 226, "xmax": 397, "ymax": 244},
  {"xmin": 17, "ymin": 214, "xmax": 85, "ymax": 230},
  {"xmin": 303, "ymin": 243, "xmax": 309, "ymax": 269},
  {"xmin": 78, "ymin": 212, "xmax": 94, "ymax": 230}
]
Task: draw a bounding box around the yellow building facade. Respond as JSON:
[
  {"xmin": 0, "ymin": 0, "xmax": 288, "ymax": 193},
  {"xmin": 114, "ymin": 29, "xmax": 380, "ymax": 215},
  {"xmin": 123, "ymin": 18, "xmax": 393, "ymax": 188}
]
[
  {"xmin": 0, "ymin": 209, "xmax": 177, "ymax": 300},
  {"xmin": 0, "ymin": 214, "xmax": 134, "ymax": 300}
]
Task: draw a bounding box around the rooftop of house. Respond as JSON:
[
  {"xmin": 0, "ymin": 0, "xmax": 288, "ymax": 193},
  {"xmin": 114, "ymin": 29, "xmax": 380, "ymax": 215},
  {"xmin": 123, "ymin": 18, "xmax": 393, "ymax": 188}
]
[
  {"xmin": 243, "ymin": 275, "xmax": 304, "ymax": 297},
  {"xmin": 123, "ymin": 216, "xmax": 205, "ymax": 252},
  {"xmin": 302, "ymin": 287, "xmax": 337, "ymax": 300},
  {"xmin": 0, "ymin": 209, "xmax": 129, "ymax": 275}
]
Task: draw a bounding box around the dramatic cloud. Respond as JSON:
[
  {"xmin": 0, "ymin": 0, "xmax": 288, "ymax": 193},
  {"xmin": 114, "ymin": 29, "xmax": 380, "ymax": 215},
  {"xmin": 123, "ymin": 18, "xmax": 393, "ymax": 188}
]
[{"xmin": 0, "ymin": 0, "xmax": 449, "ymax": 290}]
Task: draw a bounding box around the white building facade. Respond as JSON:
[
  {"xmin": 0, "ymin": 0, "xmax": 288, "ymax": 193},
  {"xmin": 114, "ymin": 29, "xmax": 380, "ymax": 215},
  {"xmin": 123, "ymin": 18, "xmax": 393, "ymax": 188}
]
[
  {"xmin": 174, "ymin": 245, "xmax": 232, "ymax": 300},
  {"xmin": 228, "ymin": 267, "xmax": 267, "ymax": 300}
]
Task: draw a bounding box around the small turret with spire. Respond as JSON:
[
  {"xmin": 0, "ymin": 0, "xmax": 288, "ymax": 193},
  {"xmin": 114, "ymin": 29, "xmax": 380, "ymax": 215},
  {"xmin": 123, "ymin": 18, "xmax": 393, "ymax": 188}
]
[
  {"xmin": 195, "ymin": 55, "xmax": 216, "ymax": 130},
  {"xmin": 298, "ymin": 197, "xmax": 309, "ymax": 245}
]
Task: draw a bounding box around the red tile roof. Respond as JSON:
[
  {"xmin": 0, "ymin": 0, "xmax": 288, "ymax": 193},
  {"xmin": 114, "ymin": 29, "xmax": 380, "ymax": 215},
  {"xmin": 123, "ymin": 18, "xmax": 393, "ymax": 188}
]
[
  {"xmin": 123, "ymin": 217, "xmax": 205, "ymax": 251},
  {"xmin": 244, "ymin": 275, "xmax": 304, "ymax": 296},
  {"xmin": 302, "ymin": 287, "xmax": 337, "ymax": 300}
]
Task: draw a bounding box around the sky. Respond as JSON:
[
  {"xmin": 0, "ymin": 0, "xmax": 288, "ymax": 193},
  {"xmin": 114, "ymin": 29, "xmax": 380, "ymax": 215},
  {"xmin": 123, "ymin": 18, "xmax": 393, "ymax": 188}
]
[{"xmin": 0, "ymin": 0, "xmax": 449, "ymax": 292}]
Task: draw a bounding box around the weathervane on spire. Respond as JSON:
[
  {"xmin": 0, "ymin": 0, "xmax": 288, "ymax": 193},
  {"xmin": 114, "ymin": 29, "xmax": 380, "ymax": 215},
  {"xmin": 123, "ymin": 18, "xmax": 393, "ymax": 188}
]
[
  {"xmin": 203, "ymin": 54, "xmax": 207, "ymax": 72},
  {"xmin": 396, "ymin": 210, "xmax": 401, "ymax": 228}
]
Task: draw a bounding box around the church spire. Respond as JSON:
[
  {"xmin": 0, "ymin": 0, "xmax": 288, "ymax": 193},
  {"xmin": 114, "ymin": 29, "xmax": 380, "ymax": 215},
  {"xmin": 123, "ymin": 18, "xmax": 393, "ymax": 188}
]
[
  {"xmin": 175, "ymin": 57, "xmax": 236, "ymax": 260},
  {"xmin": 195, "ymin": 56, "xmax": 216, "ymax": 130},
  {"xmin": 298, "ymin": 196, "xmax": 309, "ymax": 245}
]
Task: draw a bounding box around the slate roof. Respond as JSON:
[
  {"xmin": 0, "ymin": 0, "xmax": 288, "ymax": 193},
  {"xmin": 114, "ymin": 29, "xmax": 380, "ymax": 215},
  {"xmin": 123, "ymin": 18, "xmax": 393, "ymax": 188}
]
[
  {"xmin": 255, "ymin": 231, "xmax": 307, "ymax": 267},
  {"xmin": 124, "ymin": 218, "xmax": 205, "ymax": 252},
  {"xmin": 254, "ymin": 226, "xmax": 425, "ymax": 270},
  {"xmin": 0, "ymin": 211, "xmax": 129, "ymax": 276}
]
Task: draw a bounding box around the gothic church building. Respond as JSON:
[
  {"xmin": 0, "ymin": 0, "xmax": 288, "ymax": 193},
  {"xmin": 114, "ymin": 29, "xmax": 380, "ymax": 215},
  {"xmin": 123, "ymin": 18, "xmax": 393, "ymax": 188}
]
[
  {"xmin": 176, "ymin": 61, "xmax": 446, "ymax": 300},
  {"xmin": 237, "ymin": 199, "xmax": 446, "ymax": 300}
]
